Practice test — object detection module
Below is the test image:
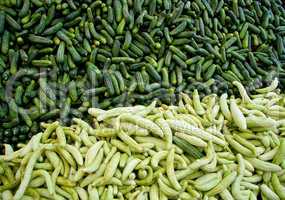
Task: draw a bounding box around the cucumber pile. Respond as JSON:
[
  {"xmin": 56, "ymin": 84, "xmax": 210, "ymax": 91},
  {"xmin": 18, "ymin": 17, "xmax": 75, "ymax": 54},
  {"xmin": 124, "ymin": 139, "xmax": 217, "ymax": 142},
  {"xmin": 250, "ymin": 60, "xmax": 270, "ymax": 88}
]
[
  {"xmin": 0, "ymin": 81, "xmax": 285, "ymax": 199},
  {"xmin": 0, "ymin": 0, "xmax": 285, "ymax": 146}
]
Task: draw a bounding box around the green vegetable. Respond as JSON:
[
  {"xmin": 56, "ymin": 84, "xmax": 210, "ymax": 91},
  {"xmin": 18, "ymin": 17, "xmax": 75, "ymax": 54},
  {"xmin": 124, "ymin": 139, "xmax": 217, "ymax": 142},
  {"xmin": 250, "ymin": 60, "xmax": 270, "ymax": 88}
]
[
  {"xmin": 0, "ymin": 0, "xmax": 285, "ymax": 146},
  {"xmin": 1, "ymin": 81, "xmax": 284, "ymax": 199}
]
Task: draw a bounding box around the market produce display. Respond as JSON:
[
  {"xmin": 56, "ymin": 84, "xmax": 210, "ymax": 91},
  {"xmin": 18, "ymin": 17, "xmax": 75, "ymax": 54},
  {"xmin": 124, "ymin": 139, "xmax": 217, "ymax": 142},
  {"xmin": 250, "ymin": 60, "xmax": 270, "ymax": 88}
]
[
  {"xmin": 0, "ymin": 80, "xmax": 284, "ymax": 199},
  {"xmin": 0, "ymin": 0, "xmax": 285, "ymax": 145}
]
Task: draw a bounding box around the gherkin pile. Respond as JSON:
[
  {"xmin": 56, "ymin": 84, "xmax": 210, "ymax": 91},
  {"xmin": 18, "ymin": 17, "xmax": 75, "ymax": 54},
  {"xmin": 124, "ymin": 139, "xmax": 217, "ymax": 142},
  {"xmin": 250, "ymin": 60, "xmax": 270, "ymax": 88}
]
[{"xmin": 0, "ymin": 0, "xmax": 285, "ymax": 145}]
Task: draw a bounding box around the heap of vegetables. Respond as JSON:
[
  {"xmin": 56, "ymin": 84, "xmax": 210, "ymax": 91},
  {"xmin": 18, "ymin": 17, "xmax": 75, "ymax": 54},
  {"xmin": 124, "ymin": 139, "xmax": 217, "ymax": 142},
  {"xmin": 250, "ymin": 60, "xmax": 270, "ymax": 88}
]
[
  {"xmin": 0, "ymin": 0, "xmax": 285, "ymax": 145},
  {"xmin": 0, "ymin": 80, "xmax": 284, "ymax": 199}
]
